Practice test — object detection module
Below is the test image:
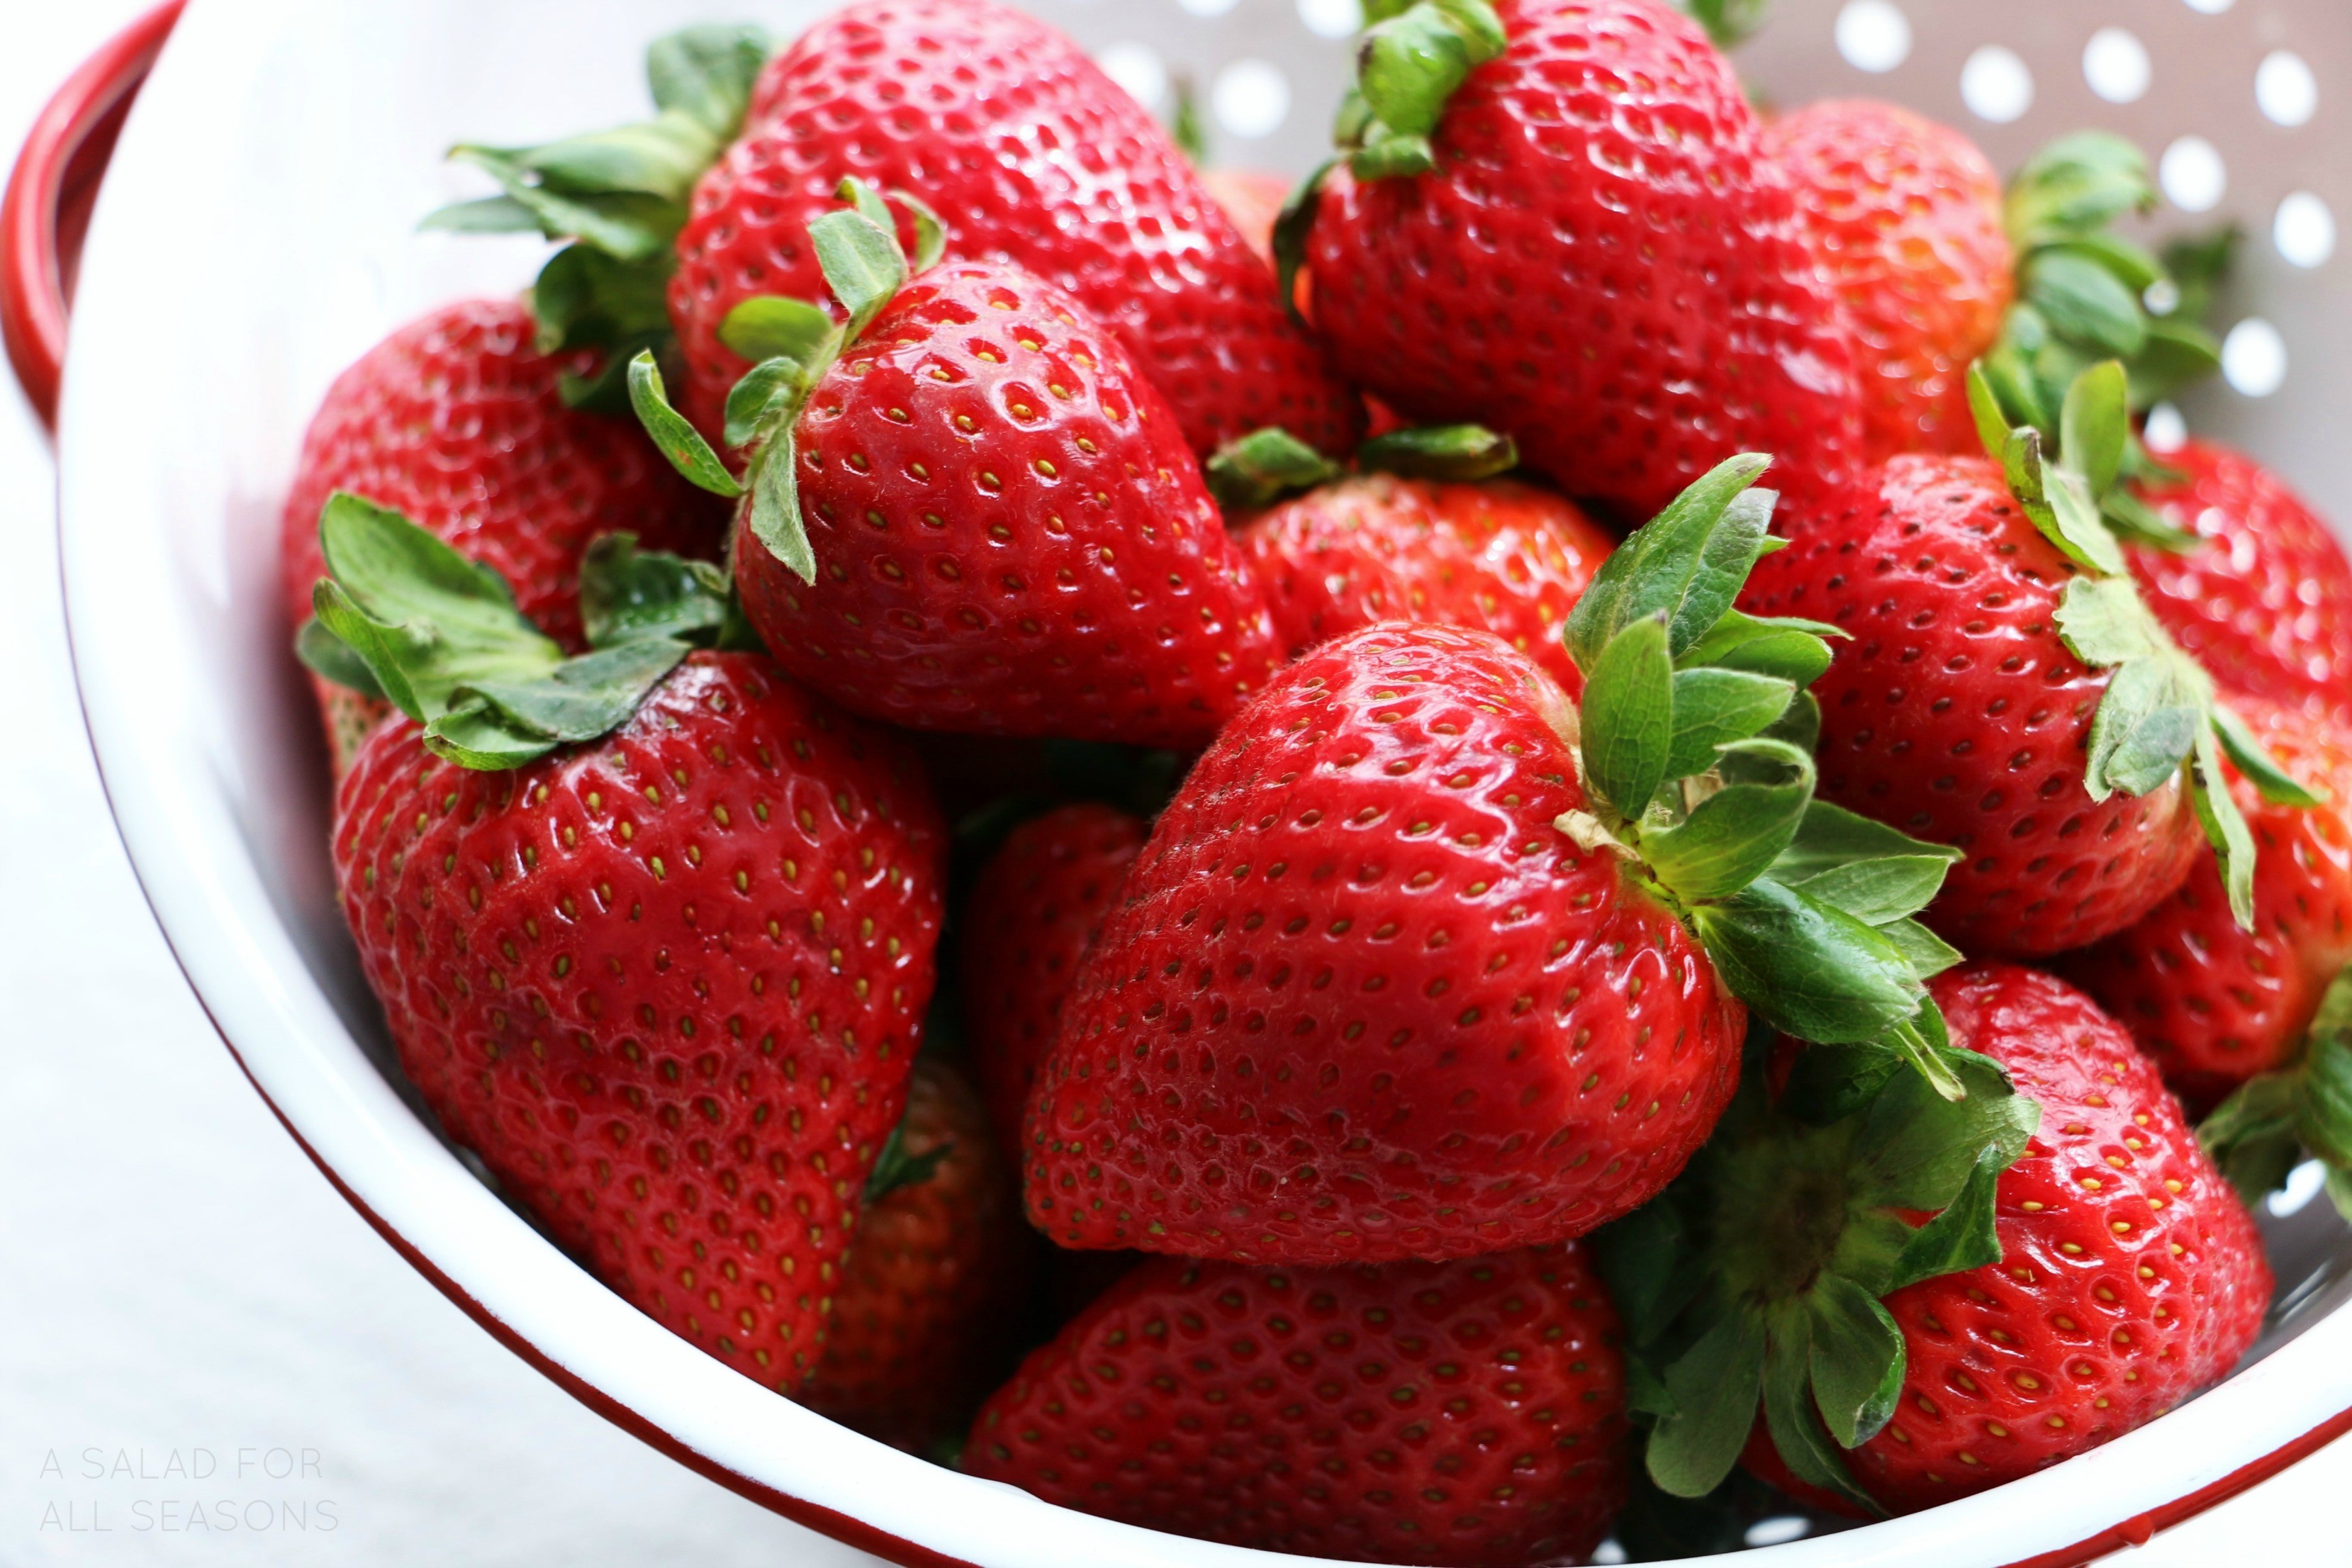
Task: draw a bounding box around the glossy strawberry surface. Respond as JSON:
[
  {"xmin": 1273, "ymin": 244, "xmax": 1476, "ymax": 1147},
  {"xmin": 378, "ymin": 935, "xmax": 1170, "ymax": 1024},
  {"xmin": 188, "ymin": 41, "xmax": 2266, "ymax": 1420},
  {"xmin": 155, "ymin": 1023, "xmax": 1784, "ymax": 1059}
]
[
  {"xmin": 1742, "ymin": 455, "xmax": 2200, "ymax": 956},
  {"xmin": 1235, "ymin": 475, "xmax": 1614, "ymax": 696},
  {"xmin": 1764, "ymin": 100, "xmax": 2013, "ymax": 464},
  {"xmin": 1833, "ymin": 963, "xmax": 2270, "ymax": 1513},
  {"xmin": 333, "ymin": 653, "xmax": 946, "ymax": 1389},
  {"xmin": 2128, "ymin": 439, "xmax": 2352, "ymax": 734},
  {"xmin": 280, "ymin": 298, "xmax": 717, "ymax": 651},
  {"xmin": 800, "ymin": 1058, "xmax": 1032, "ymax": 1447},
  {"xmin": 1026, "ymin": 623, "xmax": 1745, "ymax": 1264},
  {"xmin": 1304, "ymin": 0, "xmax": 1863, "ymax": 522},
  {"xmin": 960, "ymin": 802, "xmax": 1149, "ymax": 1152},
  {"xmin": 1202, "ymin": 168, "xmax": 1294, "ymax": 272},
  {"xmin": 2067, "ymin": 703, "xmax": 2352, "ymax": 1111},
  {"xmin": 732, "ymin": 262, "xmax": 1284, "ymax": 749},
  {"xmin": 670, "ymin": 0, "xmax": 1360, "ymax": 460},
  {"xmin": 965, "ymin": 1245, "xmax": 1630, "ymax": 1567}
]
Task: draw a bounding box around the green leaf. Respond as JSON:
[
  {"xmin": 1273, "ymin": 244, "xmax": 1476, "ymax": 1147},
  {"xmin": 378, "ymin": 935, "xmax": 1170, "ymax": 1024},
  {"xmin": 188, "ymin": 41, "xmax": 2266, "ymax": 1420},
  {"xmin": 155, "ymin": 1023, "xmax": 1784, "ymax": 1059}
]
[
  {"xmin": 1876, "ymin": 1010, "xmax": 1966, "ymax": 1103},
  {"xmin": 312, "ymin": 493, "xmax": 563, "ymax": 723},
  {"xmin": 1805, "ymin": 1274, "xmax": 1906, "ymax": 1448},
  {"xmin": 865, "ymin": 1121, "xmax": 954, "ymax": 1203},
  {"xmin": 1356, "ymin": 423, "xmax": 1518, "ymax": 481},
  {"xmin": 1794, "ymin": 856, "xmax": 1957, "ymax": 929},
  {"xmin": 2054, "ymin": 575, "xmax": 2167, "ymax": 668},
  {"xmin": 1579, "ymin": 617, "xmax": 1675, "ymax": 820},
  {"xmin": 2190, "ymin": 723, "xmax": 2261, "ymax": 931},
  {"xmin": 463, "ymin": 116, "xmax": 717, "ymax": 204},
  {"xmin": 1691, "ymin": 879, "xmax": 1925, "ymax": 1046},
  {"xmin": 1781, "ymin": 1041, "xmax": 1905, "ymax": 1126},
  {"xmin": 1759, "ymin": 1311, "xmax": 1881, "ymax": 1513},
  {"xmin": 1593, "ymin": 1201, "xmax": 1702, "ymax": 1350},
  {"xmin": 1671, "ymin": 0, "xmax": 1767, "ymax": 49},
  {"xmin": 1205, "ymin": 427, "xmax": 1342, "ymax": 512},
  {"xmin": 2101, "ymin": 486, "xmax": 2200, "ymax": 552},
  {"xmin": 1876, "ymin": 917, "xmax": 1964, "ymax": 980},
  {"xmin": 809, "ymin": 206, "xmax": 908, "ymax": 343},
  {"xmin": 895, "ymin": 189, "xmax": 948, "ymax": 274},
  {"xmin": 724, "ymin": 357, "xmax": 814, "ymax": 451},
  {"xmin": 447, "ymin": 638, "xmax": 690, "ymax": 753},
  {"xmin": 2304, "ymin": 989, "xmax": 2352, "ymax": 1172},
  {"xmin": 532, "ymin": 242, "xmax": 673, "ymax": 355},
  {"xmin": 1563, "ymin": 454, "xmax": 1773, "ymax": 673},
  {"xmin": 2159, "ymin": 225, "xmax": 2242, "ymax": 327},
  {"xmin": 294, "ymin": 616, "xmax": 386, "ymax": 700},
  {"xmin": 1883, "ymin": 1142, "xmax": 2012, "ymax": 1293},
  {"xmin": 627, "ymin": 352, "xmax": 744, "ymax": 497},
  {"xmin": 2213, "ymin": 705, "xmax": 2325, "ymax": 808},
  {"xmin": 1350, "ymin": 0, "xmax": 1506, "ymax": 163},
  {"xmin": 2006, "ymin": 131, "xmax": 2154, "ymax": 247},
  {"xmin": 1772, "ymin": 800, "xmax": 1961, "ymax": 887},
  {"xmin": 2059, "ymin": 359, "xmax": 2129, "ymax": 495},
  {"xmin": 2026, "ymin": 251, "xmax": 2148, "ymax": 359},
  {"xmin": 419, "ymin": 194, "xmax": 544, "ymax": 235},
  {"xmin": 1643, "ymin": 768, "xmax": 1815, "ymax": 907},
  {"xmin": 1679, "ymin": 610, "xmax": 1839, "ymax": 688},
  {"xmin": 2200, "ymin": 1070, "xmax": 2308, "ymax": 1205},
  {"xmin": 578, "ymin": 534, "xmax": 729, "ymax": 650},
  {"xmin": 1966, "ymin": 362, "xmax": 2017, "ymax": 462},
  {"xmin": 2085, "ymin": 655, "xmax": 2205, "ymax": 801},
  {"xmin": 1719, "ymin": 695, "xmax": 1819, "ymax": 787},
  {"xmin": 719, "ymin": 294, "xmax": 841, "ymax": 367},
  {"xmin": 2044, "ymin": 233, "xmax": 2164, "ymax": 293},
  {"xmin": 1272, "ymin": 159, "xmax": 1333, "ymax": 326},
  {"xmin": 1646, "ymin": 1309, "xmax": 1766, "ymax": 1499},
  {"xmin": 1854, "ymin": 1052, "xmax": 2038, "ymax": 1213},
  {"xmin": 2128, "ymin": 319, "xmax": 2224, "ymax": 407},
  {"xmin": 746, "ymin": 433, "xmax": 815, "ymax": 585},
  {"xmin": 645, "ymin": 23, "xmax": 771, "ymax": 141},
  {"xmin": 446, "ymin": 147, "xmax": 684, "ymax": 260},
  {"xmin": 1662, "ymin": 668, "xmax": 1796, "ymax": 780}
]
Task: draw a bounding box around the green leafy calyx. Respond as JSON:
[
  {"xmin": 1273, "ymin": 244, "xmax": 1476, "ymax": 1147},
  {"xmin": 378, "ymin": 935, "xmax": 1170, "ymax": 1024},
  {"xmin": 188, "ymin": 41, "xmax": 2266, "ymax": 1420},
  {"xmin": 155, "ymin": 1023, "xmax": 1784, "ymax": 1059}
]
[
  {"xmin": 627, "ymin": 177, "xmax": 944, "ymax": 586},
  {"xmin": 1969, "ymin": 359, "xmax": 2314, "ymax": 930},
  {"xmin": 1204, "ymin": 422, "xmax": 1521, "ymax": 511},
  {"xmin": 295, "ymin": 496, "xmax": 736, "ymax": 770},
  {"xmin": 1599, "ymin": 1037, "xmax": 2041, "ymax": 1509},
  {"xmin": 421, "ymin": 24, "xmax": 771, "ymax": 409},
  {"xmin": 1559, "ymin": 457, "xmax": 1969, "ymax": 1098},
  {"xmin": 2202, "ymin": 967, "xmax": 2352, "ymax": 1221}
]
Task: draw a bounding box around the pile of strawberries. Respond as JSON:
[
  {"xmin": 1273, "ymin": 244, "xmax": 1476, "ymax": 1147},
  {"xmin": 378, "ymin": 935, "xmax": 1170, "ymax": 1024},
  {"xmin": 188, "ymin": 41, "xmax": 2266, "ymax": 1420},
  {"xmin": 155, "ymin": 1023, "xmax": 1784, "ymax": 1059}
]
[{"xmin": 280, "ymin": 1, "xmax": 2352, "ymax": 1561}]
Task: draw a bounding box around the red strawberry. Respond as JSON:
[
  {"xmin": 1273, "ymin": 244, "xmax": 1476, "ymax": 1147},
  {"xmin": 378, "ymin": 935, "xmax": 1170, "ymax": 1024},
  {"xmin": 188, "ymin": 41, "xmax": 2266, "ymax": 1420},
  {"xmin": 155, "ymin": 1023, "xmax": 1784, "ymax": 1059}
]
[
  {"xmin": 668, "ymin": 0, "xmax": 1360, "ymax": 461},
  {"xmin": 307, "ymin": 494, "xmax": 952, "ymax": 1391},
  {"xmin": 1202, "ymin": 168, "xmax": 1294, "ymax": 272},
  {"xmin": 959, "ymin": 803, "xmax": 1149, "ymax": 1152},
  {"xmin": 1823, "ymin": 964, "xmax": 2268, "ymax": 1511},
  {"xmin": 2127, "ymin": 439, "xmax": 2352, "ymax": 734},
  {"xmin": 1234, "ymin": 474, "xmax": 1615, "ymax": 696},
  {"xmin": 964, "ymin": 1245, "xmax": 1631, "ymax": 1567},
  {"xmin": 281, "ymin": 301, "xmax": 720, "ymax": 768},
  {"xmin": 1624, "ymin": 965, "xmax": 2268, "ymax": 1519},
  {"xmin": 2067, "ymin": 702, "xmax": 2352, "ymax": 1111},
  {"xmin": 643, "ymin": 184, "xmax": 1291, "ymax": 751},
  {"xmin": 1742, "ymin": 452, "xmax": 2204, "ymax": 956},
  {"xmin": 1297, "ymin": 0, "xmax": 1863, "ymax": 522},
  {"xmin": 1764, "ymin": 100, "xmax": 2014, "ymax": 464},
  {"xmin": 800, "ymin": 1058, "xmax": 1034, "ymax": 1447}
]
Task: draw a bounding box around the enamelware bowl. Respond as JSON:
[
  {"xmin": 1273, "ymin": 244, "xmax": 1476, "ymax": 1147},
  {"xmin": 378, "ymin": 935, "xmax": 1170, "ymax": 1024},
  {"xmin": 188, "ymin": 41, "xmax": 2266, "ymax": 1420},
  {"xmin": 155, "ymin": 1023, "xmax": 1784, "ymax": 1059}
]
[{"xmin": 25, "ymin": 1, "xmax": 2352, "ymax": 1562}]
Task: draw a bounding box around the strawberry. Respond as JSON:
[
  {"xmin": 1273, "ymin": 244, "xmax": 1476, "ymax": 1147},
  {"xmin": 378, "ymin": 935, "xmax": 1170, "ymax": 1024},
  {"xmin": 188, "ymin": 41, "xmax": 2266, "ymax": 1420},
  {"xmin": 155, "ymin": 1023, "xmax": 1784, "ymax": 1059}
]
[
  {"xmin": 1740, "ymin": 364, "xmax": 2314, "ymax": 957},
  {"xmin": 2127, "ymin": 439, "xmax": 2352, "ymax": 734},
  {"xmin": 963, "ymin": 1245, "xmax": 1631, "ymax": 1567},
  {"xmin": 629, "ymin": 186, "xmax": 1284, "ymax": 749},
  {"xmin": 1619, "ymin": 964, "xmax": 2269, "ymax": 1518},
  {"xmin": 1233, "ymin": 474, "xmax": 1615, "ymax": 697},
  {"xmin": 1763, "ymin": 101, "xmax": 2013, "ymax": 464},
  {"xmin": 959, "ymin": 803, "xmax": 1149, "ymax": 1153},
  {"xmin": 667, "ymin": 0, "xmax": 1360, "ymax": 462},
  {"xmin": 281, "ymin": 300, "xmax": 721, "ymax": 769},
  {"xmin": 1290, "ymin": 0, "xmax": 1864, "ymax": 522},
  {"xmin": 800, "ymin": 1058, "xmax": 1034, "ymax": 1447},
  {"xmin": 1202, "ymin": 169, "xmax": 1294, "ymax": 272},
  {"xmin": 2067, "ymin": 702, "xmax": 2352, "ymax": 1112},
  {"xmin": 307, "ymin": 498, "xmax": 946, "ymax": 1391},
  {"xmin": 1027, "ymin": 458, "xmax": 1975, "ymax": 1267}
]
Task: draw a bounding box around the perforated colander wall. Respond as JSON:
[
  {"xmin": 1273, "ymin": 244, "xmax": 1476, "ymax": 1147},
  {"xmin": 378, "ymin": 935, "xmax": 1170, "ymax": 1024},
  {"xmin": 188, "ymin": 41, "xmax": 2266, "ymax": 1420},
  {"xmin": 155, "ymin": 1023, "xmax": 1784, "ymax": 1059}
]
[{"xmin": 1017, "ymin": 0, "xmax": 2349, "ymax": 519}]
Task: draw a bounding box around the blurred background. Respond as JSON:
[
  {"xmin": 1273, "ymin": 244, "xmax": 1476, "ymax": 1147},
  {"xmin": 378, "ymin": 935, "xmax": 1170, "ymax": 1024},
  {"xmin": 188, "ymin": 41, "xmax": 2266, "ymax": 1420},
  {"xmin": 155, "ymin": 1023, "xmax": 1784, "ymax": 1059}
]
[{"xmin": 3, "ymin": 1, "xmax": 2346, "ymax": 1562}]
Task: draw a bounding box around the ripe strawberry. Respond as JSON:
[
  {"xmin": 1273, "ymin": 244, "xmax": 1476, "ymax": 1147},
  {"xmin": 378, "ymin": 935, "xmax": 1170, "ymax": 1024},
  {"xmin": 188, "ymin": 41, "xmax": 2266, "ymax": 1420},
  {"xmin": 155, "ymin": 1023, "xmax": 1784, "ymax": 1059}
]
[
  {"xmin": 1743, "ymin": 450, "xmax": 2208, "ymax": 956},
  {"xmin": 1027, "ymin": 459, "xmax": 1974, "ymax": 1265},
  {"xmin": 1233, "ymin": 474, "xmax": 1615, "ymax": 697},
  {"xmin": 668, "ymin": 0, "xmax": 1360, "ymax": 461},
  {"xmin": 1295, "ymin": 0, "xmax": 1863, "ymax": 522},
  {"xmin": 281, "ymin": 300, "xmax": 721, "ymax": 768},
  {"xmin": 1202, "ymin": 169, "xmax": 1294, "ymax": 271},
  {"xmin": 1623, "ymin": 965, "xmax": 2268, "ymax": 1519},
  {"xmin": 959, "ymin": 803, "xmax": 1149, "ymax": 1152},
  {"xmin": 800, "ymin": 1058, "xmax": 1034, "ymax": 1447},
  {"xmin": 2127, "ymin": 439, "xmax": 2352, "ymax": 734},
  {"xmin": 310, "ymin": 501, "xmax": 946, "ymax": 1391},
  {"xmin": 1763, "ymin": 100, "xmax": 2013, "ymax": 464},
  {"xmin": 964, "ymin": 1245, "xmax": 1631, "ymax": 1567},
  {"xmin": 636, "ymin": 189, "xmax": 1286, "ymax": 749},
  {"xmin": 2066, "ymin": 702, "xmax": 2352, "ymax": 1111}
]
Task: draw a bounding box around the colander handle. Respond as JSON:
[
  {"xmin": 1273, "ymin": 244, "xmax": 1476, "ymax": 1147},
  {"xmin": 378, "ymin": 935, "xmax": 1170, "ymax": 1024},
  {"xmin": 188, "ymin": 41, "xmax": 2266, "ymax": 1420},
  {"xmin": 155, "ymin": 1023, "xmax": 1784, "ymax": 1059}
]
[{"xmin": 1, "ymin": 0, "xmax": 185, "ymax": 432}]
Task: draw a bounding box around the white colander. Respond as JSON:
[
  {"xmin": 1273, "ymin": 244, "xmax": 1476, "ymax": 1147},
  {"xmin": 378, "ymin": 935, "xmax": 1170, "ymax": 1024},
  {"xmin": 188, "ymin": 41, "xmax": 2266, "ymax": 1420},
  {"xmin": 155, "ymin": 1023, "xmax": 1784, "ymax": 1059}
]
[{"xmin": 45, "ymin": 2, "xmax": 2352, "ymax": 1566}]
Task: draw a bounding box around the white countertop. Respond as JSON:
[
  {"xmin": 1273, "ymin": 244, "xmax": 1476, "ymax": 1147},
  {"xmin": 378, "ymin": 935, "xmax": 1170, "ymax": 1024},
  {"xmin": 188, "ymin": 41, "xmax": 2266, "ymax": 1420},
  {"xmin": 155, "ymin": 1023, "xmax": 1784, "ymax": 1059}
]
[{"xmin": 0, "ymin": 4, "xmax": 2340, "ymax": 1564}]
